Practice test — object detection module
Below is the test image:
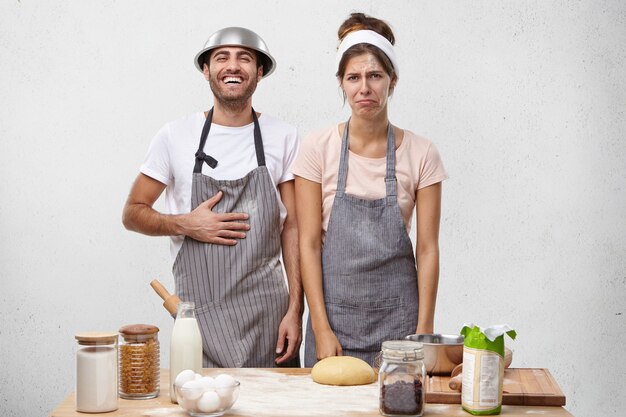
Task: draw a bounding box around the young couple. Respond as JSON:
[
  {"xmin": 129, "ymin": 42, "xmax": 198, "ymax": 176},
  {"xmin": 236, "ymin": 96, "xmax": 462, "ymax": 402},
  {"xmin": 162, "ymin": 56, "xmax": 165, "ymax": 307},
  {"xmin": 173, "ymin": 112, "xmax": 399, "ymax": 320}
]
[{"xmin": 123, "ymin": 12, "xmax": 448, "ymax": 369}]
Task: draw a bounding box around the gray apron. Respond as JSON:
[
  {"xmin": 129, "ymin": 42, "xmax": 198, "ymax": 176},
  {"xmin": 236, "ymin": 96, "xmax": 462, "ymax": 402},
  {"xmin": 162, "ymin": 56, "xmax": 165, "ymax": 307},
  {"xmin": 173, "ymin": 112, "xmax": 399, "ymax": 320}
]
[
  {"xmin": 173, "ymin": 108, "xmax": 289, "ymax": 368},
  {"xmin": 304, "ymin": 121, "xmax": 419, "ymax": 367}
]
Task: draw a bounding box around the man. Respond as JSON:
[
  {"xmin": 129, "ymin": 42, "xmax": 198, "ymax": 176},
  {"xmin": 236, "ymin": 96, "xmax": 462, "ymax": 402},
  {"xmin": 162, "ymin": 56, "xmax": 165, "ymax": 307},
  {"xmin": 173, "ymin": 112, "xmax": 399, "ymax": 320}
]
[{"xmin": 122, "ymin": 27, "xmax": 302, "ymax": 367}]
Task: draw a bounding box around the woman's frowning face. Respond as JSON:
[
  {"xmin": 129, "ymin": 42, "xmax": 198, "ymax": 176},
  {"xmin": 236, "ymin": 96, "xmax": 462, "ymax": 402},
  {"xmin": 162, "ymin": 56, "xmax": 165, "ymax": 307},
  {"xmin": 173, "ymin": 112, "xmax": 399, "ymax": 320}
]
[{"xmin": 340, "ymin": 52, "xmax": 396, "ymax": 119}]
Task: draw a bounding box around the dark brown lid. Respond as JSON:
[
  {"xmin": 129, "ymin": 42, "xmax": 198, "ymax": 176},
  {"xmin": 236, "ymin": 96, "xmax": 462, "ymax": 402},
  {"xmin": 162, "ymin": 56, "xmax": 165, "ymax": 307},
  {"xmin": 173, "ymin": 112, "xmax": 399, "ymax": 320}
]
[{"xmin": 119, "ymin": 324, "xmax": 159, "ymax": 336}]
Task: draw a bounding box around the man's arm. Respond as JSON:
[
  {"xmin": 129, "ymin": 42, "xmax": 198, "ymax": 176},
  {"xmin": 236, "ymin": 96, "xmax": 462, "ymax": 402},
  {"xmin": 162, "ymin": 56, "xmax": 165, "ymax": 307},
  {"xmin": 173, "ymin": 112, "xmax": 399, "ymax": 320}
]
[
  {"xmin": 274, "ymin": 180, "xmax": 304, "ymax": 364},
  {"xmin": 122, "ymin": 173, "xmax": 250, "ymax": 245}
]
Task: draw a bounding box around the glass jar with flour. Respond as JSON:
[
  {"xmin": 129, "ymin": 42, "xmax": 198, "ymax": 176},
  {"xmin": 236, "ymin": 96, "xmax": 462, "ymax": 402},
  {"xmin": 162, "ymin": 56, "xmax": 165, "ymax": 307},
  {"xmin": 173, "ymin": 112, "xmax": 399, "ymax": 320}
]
[{"xmin": 75, "ymin": 331, "xmax": 118, "ymax": 413}]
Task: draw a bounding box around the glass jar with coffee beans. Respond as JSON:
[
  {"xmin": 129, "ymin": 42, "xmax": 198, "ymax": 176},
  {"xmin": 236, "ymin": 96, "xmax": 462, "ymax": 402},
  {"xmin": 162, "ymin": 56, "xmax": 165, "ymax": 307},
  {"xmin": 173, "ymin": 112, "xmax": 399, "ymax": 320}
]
[{"xmin": 379, "ymin": 340, "xmax": 425, "ymax": 417}]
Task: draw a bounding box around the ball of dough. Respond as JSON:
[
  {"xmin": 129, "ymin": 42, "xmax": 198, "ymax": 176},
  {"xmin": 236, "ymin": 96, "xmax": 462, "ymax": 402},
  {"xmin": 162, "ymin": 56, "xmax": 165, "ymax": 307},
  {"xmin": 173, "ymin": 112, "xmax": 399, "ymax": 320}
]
[{"xmin": 311, "ymin": 356, "xmax": 376, "ymax": 386}]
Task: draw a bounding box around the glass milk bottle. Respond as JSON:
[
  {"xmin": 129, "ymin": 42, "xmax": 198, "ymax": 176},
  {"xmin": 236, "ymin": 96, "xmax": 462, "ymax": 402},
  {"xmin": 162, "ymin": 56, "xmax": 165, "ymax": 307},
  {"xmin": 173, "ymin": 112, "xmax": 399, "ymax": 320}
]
[
  {"xmin": 75, "ymin": 332, "xmax": 119, "ymax": 413},
  {"xmin": 170, "ymin": 301, "xmax": 202, "ymax": 403}
]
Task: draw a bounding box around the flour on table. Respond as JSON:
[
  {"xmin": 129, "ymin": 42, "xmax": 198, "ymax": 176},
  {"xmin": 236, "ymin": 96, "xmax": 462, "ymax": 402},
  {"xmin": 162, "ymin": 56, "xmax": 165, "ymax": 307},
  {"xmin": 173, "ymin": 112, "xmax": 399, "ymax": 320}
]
[{"xmin": 231, "ymin": 370, "xmax": 379, "ymax": 416}]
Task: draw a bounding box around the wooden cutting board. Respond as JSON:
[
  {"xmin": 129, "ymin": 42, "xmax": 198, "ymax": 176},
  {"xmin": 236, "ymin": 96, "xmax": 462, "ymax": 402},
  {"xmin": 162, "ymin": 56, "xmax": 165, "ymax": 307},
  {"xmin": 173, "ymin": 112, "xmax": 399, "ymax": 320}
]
[{"xmin": 426, "ymin": 368, "xmax": 566, "ymax": 406}]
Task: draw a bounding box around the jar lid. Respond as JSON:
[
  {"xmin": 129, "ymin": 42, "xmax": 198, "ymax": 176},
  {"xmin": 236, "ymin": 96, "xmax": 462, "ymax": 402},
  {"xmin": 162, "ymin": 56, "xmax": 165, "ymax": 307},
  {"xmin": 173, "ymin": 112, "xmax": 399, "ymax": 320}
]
[
  {"xmin": 381, "ymin": 340, "xmax": 424, "ymax": 361},
  {"xmin": 75, "ymin": 331, "xmax": 118, "ymax": 345},
  {"xmin": 119, "ymin": 324, "xmax": 159, "ymax": 341},
  {"xmin": 119, "ymin": 324, "xmax": 159, "ymax": 335}
]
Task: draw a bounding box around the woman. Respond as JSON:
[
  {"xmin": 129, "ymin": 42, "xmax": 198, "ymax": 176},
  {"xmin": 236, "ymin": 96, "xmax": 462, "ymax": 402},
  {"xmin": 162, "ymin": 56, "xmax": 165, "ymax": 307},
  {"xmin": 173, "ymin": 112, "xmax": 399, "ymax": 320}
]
[{"xmin": 293, "ymin": 13, "xmax": 448, "ymax": 367}]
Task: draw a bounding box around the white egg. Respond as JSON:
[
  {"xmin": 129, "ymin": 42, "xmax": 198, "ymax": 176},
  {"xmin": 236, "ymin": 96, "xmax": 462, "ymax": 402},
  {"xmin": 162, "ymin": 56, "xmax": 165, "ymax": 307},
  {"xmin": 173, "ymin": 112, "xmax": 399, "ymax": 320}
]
[
  {"xmin": 174, "ymin": 369, "xmax": 196, "ymax": 387},
  {"xmin": 181, "ymin": 379, "xmax": 204, "ymax": 401},
  {"xmin": 196, "ymin": 376, "xmax": 216, "ymax": 390},
  {"xmin": 218, "ymin": 390, "xmax": 234, "ymax": 408},
  {"xmin": 194, "ymin": 372, "xmax": 203, "ymax": 380},
  {"xmin": 178, "ymin": 395, "xmax": 197, "ymax": 411},
  {"xmin": 197, "ymin": 391, "xmax": 221, "ymax": 413},
  {"xmin": 214, "ymin": 373, "xmax": 236, "ymax": 388}
]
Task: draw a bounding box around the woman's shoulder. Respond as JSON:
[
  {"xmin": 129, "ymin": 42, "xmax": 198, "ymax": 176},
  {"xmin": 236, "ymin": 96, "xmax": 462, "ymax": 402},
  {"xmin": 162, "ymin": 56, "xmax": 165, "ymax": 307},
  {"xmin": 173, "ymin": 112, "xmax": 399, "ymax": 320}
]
[
  {"xmin": 400, "ymin": 129, "xmax": 444, "ymax": 158},
  {"xmin": 303, "ymin": 125, "xmax": 340, "ymax": 144},
  {"xmin": 299, "ymin": 125, "xmax": 342, "ymax": 156},
  {"xmin": 401, "ymin": 129, "xmax": 434, "ymax": 149}
]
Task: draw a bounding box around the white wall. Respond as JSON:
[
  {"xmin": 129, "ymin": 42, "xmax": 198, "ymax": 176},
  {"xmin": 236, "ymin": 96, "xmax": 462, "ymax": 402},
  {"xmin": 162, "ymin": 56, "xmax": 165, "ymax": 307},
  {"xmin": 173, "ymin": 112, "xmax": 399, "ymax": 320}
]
[{"xmin": 1, "ymin": 1, "xmax": 624, "ymax": 416}]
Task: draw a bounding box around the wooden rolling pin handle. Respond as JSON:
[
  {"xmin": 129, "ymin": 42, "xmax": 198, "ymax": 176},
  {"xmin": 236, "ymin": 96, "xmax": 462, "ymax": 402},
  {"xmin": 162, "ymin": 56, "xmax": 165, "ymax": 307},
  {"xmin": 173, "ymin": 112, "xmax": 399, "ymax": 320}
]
[
  {"xmin": 150, "ymin": 279, "xmax": 182, "ymax": 315},
  {"xmin": 449, "ymin": 374, "xmax": 463, "ymax": 391},
  {"xmin": 150, "ymin": 279, "xmax": 171, "ymax": 301}
]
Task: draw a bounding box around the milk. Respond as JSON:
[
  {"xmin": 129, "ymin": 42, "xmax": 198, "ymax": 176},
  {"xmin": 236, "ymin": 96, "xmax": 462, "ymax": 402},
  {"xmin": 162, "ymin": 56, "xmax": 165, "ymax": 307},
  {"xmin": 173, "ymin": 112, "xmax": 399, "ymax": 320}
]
[{"xmin": 170, "ymin": 305, "xmax": 203, "ymax": 403}]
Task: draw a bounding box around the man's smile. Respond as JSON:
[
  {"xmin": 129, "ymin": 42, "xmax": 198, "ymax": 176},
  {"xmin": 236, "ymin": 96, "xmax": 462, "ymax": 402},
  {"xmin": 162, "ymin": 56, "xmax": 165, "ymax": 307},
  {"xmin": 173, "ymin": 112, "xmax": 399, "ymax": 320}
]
[{"xmin": 223, "ymin": 76, "xmax": 243, "ymax": 84}]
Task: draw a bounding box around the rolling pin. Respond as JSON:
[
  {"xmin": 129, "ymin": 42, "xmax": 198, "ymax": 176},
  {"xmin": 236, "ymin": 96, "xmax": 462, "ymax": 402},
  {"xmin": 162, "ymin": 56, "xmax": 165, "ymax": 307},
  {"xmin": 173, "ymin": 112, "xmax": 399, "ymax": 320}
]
[
  {"xmin": 448, "ymin": 347, "xmax": 513, "ymax": 391},
  {"xmin": 150, "ymin": 279, "xmax": 181, "ymax": 315}
]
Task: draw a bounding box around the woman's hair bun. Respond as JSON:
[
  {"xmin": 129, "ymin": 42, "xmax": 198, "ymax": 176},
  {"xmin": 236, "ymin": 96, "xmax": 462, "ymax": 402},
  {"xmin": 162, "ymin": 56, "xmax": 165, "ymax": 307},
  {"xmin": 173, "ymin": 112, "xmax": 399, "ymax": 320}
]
[{"xmin": 338, "ymin": 12, "xmax": 395, "ymax": 45}]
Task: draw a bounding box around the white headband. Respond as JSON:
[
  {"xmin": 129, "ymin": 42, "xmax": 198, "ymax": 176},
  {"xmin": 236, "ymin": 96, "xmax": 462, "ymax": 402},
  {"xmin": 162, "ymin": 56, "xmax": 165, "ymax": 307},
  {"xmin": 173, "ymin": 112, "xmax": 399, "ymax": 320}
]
[{"xmin": 336, "ymin": 30, "xmax": 399, "ymax": 76}]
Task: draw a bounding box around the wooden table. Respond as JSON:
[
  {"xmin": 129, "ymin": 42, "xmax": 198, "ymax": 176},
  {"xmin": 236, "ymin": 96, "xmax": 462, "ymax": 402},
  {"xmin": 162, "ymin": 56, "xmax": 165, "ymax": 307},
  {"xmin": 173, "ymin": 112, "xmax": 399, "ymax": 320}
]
[{"xmin": 49, "ymin": 368, "xmax": 574, "ymax": 417}]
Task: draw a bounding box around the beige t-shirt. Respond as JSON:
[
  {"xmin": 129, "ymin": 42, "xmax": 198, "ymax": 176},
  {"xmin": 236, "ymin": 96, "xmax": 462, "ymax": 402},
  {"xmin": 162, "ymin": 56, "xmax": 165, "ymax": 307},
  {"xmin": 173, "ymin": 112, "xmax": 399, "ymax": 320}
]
[{"xmin": 292, "ymin": 125, "xmax": 448, "ymax": 237}]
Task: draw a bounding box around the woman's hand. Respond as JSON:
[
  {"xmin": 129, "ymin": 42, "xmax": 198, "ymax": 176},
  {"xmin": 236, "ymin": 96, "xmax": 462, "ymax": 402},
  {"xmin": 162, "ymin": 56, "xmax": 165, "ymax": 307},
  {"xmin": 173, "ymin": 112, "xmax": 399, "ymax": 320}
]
[
  {"xmin": 415, "ymin": 322, "xmax": 434, "ymax": 335},
  {"xmin": 315, "ymin": 328, "xmax": 343, "ymax": 360}
]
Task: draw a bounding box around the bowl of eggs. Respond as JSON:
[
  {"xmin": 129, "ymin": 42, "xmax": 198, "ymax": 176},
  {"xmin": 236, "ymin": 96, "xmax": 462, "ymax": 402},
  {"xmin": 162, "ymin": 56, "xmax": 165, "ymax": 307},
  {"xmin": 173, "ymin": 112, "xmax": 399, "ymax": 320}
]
[{"xmin": 174, "ymin": 370, "xmax": 240, "ymax": 417}]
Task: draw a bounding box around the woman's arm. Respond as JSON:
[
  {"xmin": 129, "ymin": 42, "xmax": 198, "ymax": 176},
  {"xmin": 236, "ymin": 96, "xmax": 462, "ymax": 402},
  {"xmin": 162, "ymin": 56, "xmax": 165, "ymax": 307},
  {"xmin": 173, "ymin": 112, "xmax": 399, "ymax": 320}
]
[
  {"xmin": 414, "ymin": 182, "xmax": 443, "ymax": 334},
  {"xmin": 295, "ymin": 176, "xmax": 343, "ymax": 358}
]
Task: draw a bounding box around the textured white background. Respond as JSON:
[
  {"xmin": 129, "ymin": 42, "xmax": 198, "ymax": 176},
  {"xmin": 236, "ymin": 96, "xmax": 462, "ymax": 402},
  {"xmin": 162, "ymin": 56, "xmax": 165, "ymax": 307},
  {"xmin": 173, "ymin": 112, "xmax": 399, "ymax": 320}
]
[{"xmin": 1, "ymin": 1, "xmax": 624, "ymax": 417}]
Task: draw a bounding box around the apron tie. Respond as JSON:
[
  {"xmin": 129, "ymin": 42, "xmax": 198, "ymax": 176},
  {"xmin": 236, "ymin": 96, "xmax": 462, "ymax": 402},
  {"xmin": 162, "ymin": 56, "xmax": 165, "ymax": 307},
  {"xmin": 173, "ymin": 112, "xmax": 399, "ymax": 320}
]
[
  {"xmin": 193, "ymin": 107, "xmax": 264, "ymax": 173},
  {"xmin": 195, "ymin": 150, "xmax": 218, "ymax": 169}
]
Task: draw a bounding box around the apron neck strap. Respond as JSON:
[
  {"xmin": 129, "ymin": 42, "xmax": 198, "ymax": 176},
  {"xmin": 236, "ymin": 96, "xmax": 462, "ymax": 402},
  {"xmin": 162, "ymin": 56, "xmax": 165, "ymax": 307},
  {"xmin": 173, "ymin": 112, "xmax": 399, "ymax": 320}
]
[
  {"xmin": 384, "ymin": 124, "xmax": 397, "ymax": 199},
  {"xmin": 251, "ymin": 110, "xmax": 266, "ymax": 167},
  {"xmin": 194, "ymin": 107, "xmax": 265, "ymax": 174},
  {"xmin": 336, "ymin": 119, "xmax": 397, "ymax": 198}
]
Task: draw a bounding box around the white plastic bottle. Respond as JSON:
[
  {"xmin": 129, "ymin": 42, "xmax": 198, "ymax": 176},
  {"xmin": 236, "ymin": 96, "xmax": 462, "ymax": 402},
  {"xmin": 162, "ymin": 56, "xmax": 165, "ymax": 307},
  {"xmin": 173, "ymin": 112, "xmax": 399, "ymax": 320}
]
[{"xmin": 170, "ymin": 301, "xmax": 203, "ymax": 403}]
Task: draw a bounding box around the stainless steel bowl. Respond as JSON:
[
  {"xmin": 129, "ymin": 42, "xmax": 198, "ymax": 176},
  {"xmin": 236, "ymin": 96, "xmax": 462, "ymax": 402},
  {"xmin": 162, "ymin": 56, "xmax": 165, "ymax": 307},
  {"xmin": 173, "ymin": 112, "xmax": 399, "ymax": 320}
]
[
  {"xmin": 194, "ymin": 27, "xmax": 276, "ymax": 77},
  {"xmin": 405, "ymin": 334, "xmax": 464, "ymax": 376}
]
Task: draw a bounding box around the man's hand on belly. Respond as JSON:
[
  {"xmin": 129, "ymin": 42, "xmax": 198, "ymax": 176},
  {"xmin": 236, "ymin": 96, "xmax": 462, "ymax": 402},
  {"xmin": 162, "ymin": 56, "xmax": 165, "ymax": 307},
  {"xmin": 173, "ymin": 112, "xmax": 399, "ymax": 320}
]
[{"xmin": 179, "ymin": 191, "xmax": 250, "ymax": 245}]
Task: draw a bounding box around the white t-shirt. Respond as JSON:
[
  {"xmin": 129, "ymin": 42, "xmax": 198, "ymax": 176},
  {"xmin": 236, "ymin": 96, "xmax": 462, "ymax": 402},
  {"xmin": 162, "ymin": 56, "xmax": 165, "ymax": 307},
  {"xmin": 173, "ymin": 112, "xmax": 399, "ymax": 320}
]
[{"xmin": 140, "ymin": 111, "xmax": 300, "ymax": 260}]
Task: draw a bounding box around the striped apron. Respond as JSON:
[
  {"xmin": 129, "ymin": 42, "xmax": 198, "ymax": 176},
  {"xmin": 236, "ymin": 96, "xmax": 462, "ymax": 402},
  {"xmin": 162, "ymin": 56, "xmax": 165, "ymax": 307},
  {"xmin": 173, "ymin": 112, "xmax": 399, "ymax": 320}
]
[
  {"xmin": 173, "ymin": 108, "xmax": 289, "ymax": 368},
  {"xmin": 304, "ymin": 121, "xmax": 419, "ymax": 367}
]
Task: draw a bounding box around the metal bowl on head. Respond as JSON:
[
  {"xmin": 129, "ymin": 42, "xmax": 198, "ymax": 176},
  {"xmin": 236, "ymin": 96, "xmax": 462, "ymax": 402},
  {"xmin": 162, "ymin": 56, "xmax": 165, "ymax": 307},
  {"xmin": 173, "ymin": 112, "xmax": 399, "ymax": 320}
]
[
  {"xmin": 404, "ymin": 334, "xmax": 464, "ymax": 376},
  {"xmin": 194, "ymin": 27, "xmax": 276, "ymax": 77}
]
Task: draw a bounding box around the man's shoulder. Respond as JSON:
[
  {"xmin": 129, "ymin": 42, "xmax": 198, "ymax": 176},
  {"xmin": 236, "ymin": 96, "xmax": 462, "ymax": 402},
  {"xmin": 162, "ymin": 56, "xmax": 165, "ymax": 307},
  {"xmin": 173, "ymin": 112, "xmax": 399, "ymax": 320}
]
[
  {"xmin": 153, "ymin": 113, "xmax": 204, "ymax": 146},
  {"xmin": 258, "ymin": 113, "xmax": 297, "ymax": 136}
]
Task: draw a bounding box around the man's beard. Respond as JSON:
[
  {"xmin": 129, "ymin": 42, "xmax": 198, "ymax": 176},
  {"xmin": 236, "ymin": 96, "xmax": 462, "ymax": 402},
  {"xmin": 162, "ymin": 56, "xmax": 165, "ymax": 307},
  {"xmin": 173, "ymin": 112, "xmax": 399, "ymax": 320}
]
[{"xmin": 208, "ymin": 71, "xmax": 258, "ymax": 113}]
